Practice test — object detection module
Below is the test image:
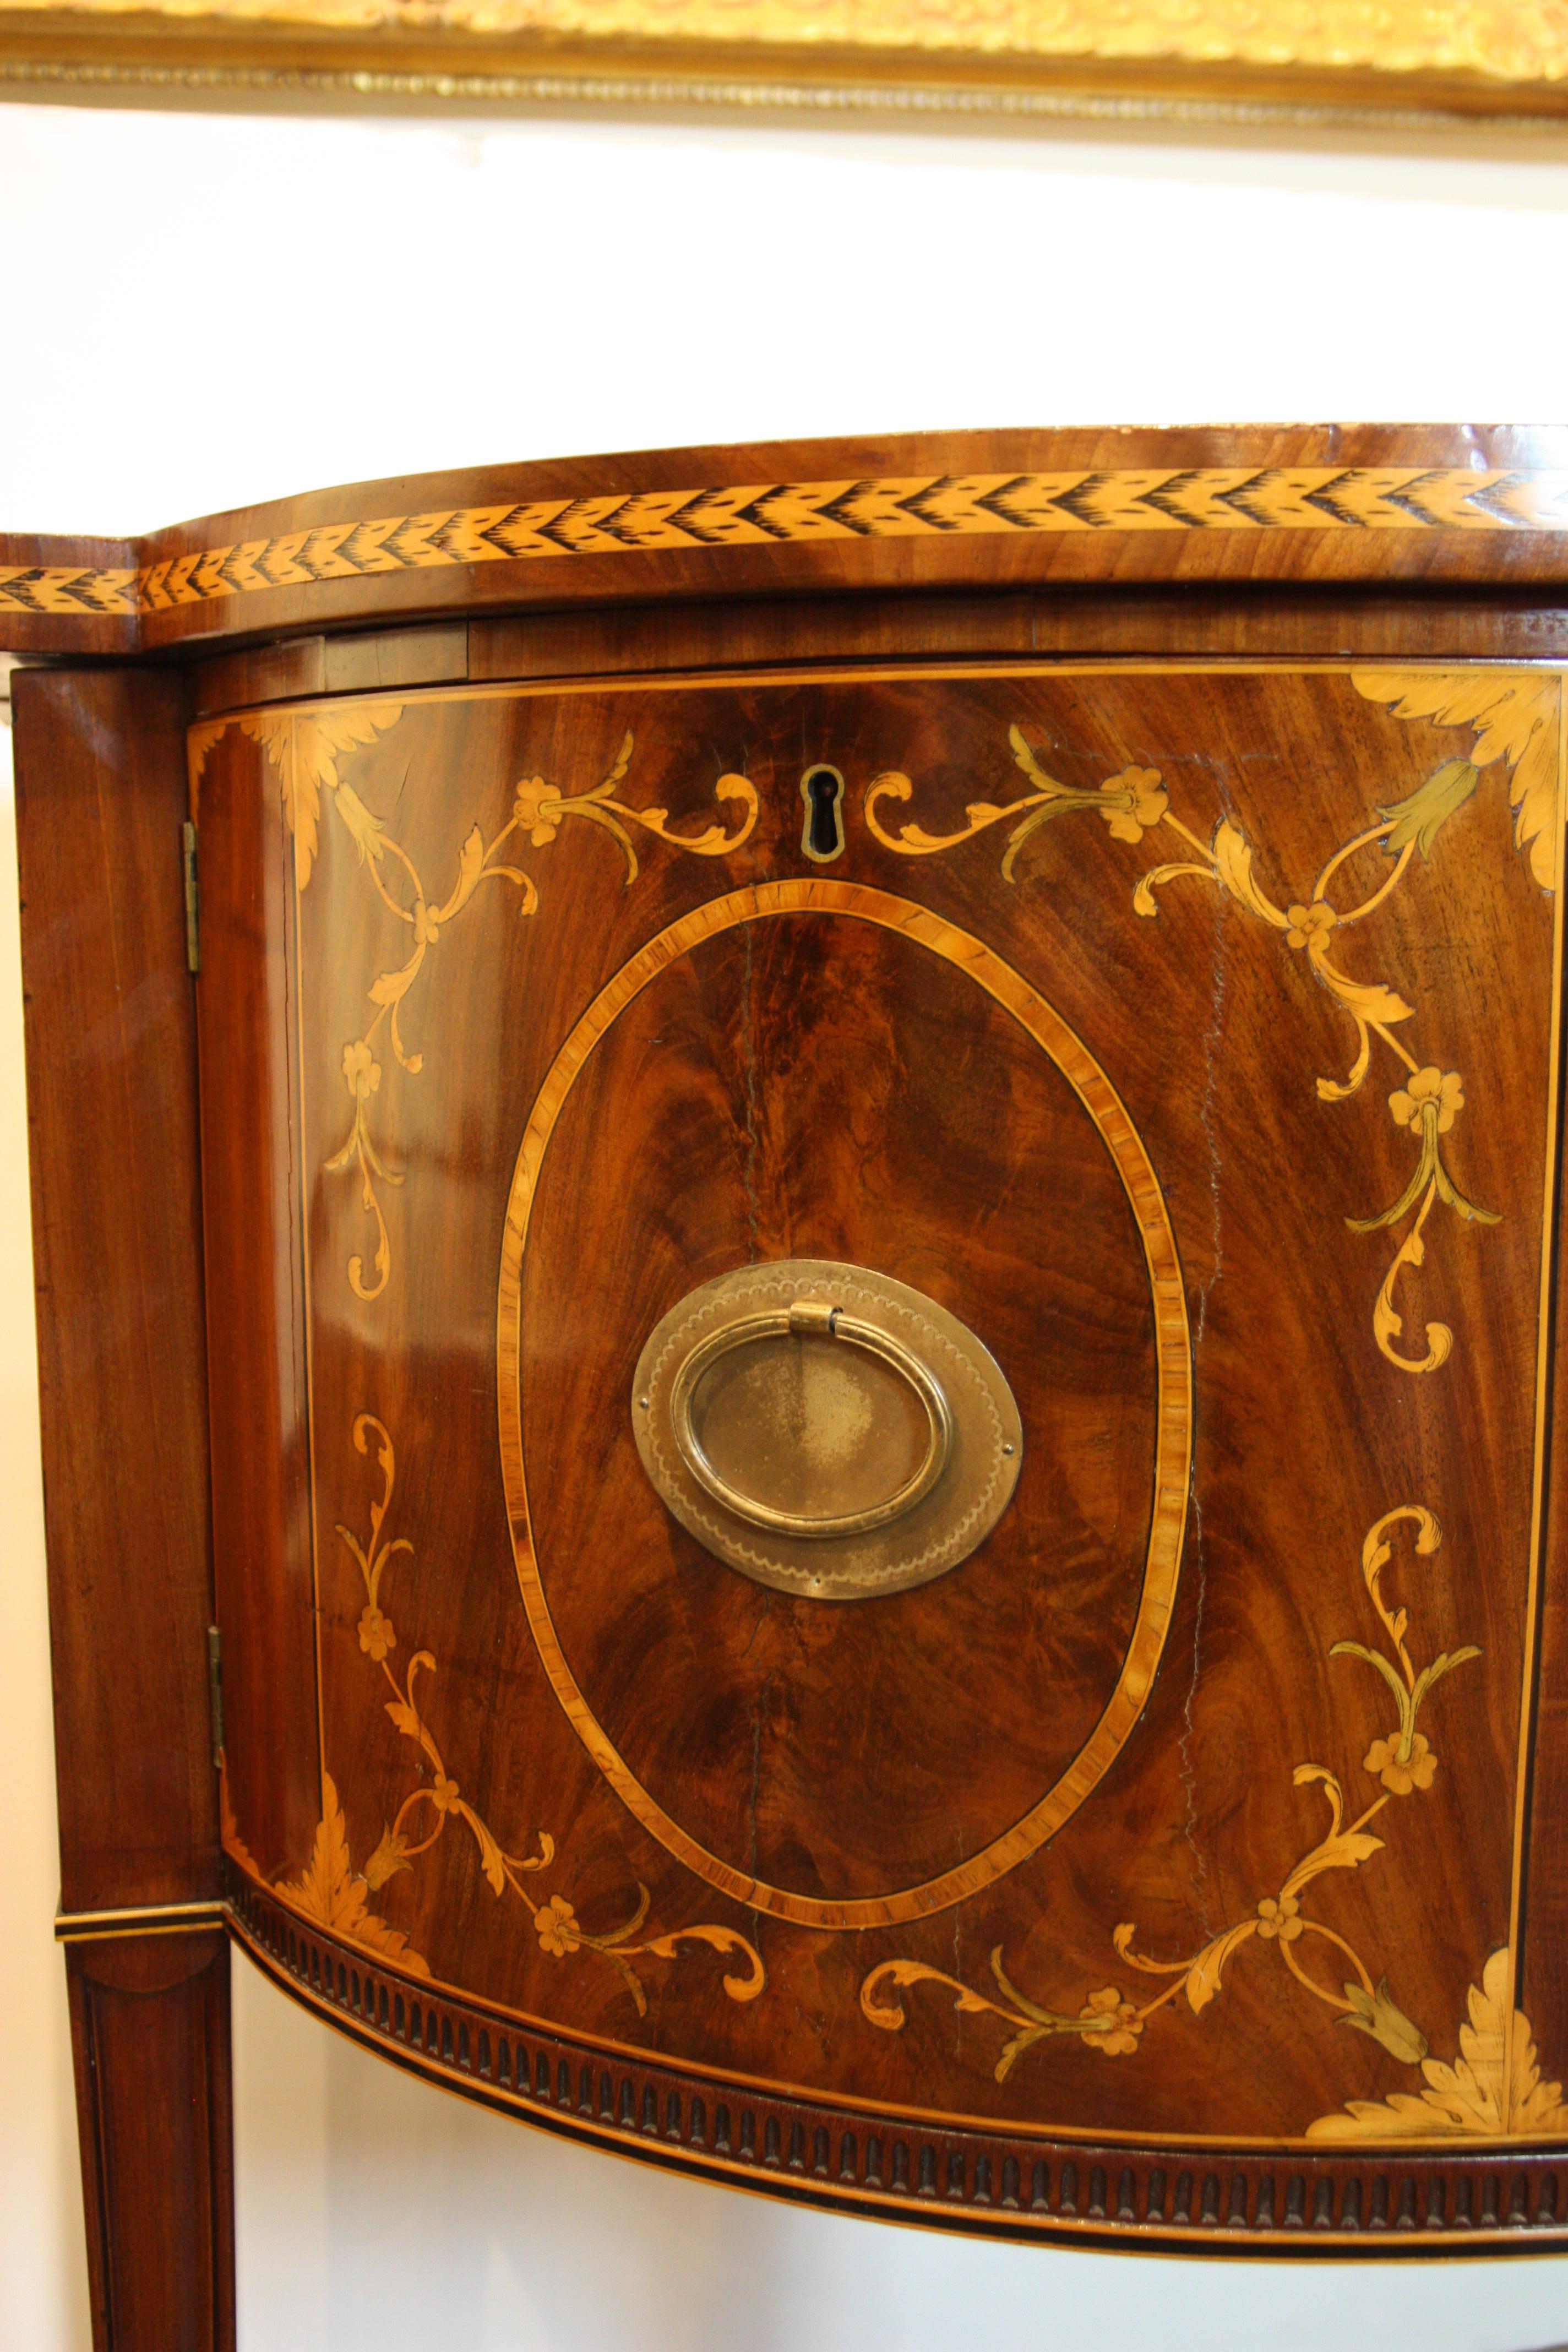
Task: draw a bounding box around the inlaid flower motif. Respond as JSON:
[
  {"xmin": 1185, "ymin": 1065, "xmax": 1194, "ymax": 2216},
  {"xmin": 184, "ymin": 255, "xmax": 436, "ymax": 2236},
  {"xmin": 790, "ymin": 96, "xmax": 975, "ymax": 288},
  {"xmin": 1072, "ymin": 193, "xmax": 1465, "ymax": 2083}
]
[
  {"xmin": 342, "ymin": 1039, "xmax": 381, "ymax": 1100},
  {"xmin": 1285, "ymin": 900, "xmax": 1337, "ymax": 951},
  {"xmin": 513, "ymin": 775, "xmax": 564, "ymax": 847},
  {"xmin": 1364, "ymin": 1730, "xmax": 1438, "ymax": 1795},
  {"xmin": 430, "ymin": 1770, "xmax": 462, "ymax": 1816},
  {"xmin": 1389, "ymin": 1066, "xmax": 1464, "ymax": 1134},
  {"xmin": 357, "ymin": 1603, "xmax": 395, "ymax": 1662},
  {"xmin": 1101, "ymin": 766, "xmax": 1168, "ymax": 843},
  {"xmin": 1077, "ymin": 1984, "xmax": 1142, "ymax": 2054},
  {"xmin": 414, "ymin": 902, "xmax": 439, "ymax": 947},
  {"xmin": 1339, "ymin": 1975, "xmax": 1429, "ymax": 2065},
  {"xmin": 1256, "ymin": 1893, "xmax": 1303, "ymax": 1942},
  {"xmin": 534, "ymin": 1894, "xmax": 581, "ymax": 1957}
]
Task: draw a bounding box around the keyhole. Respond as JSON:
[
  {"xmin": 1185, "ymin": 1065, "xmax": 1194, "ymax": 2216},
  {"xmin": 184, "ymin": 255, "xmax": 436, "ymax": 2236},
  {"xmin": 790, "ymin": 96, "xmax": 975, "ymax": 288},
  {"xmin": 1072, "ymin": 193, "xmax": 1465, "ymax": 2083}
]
[{"xmin": 800, "ymin": 765, "xmax": 846, "ymax": 864}]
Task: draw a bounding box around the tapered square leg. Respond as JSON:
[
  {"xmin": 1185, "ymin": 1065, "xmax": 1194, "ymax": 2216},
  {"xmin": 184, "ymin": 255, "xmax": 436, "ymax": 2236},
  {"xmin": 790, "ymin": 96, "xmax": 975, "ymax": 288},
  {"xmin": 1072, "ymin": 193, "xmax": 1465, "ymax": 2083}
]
[
  {"xmin": 66, "ymin": 1930, "xmax": 233, "ymax": 2352},
  {"xmin": 17, "ymin": 665, "xmax": 230, "ymax": 2344}
]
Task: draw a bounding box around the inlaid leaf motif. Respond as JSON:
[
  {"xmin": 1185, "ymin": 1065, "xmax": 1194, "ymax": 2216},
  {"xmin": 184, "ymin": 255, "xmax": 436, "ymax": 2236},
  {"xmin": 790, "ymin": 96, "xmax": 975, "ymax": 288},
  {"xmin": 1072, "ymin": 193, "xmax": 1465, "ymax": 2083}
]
[
  {"xmin": 292, "ymin": 707, "xmax": 405, "ymax": 885},
  {"xmin": 1209, "ymin": 817, "xmax": 1289, "ymax": 928},
  {"xmin": 1308, "ymin": 1950, "xmax": 1568, "ymax": 2139},
  {"xmin": 859, "ymin": 1956, "xmax": 1008, "ymax": 2031},
  {"xmin": 237, "ymin": 703, "xmax": 404, "ymax": 888},
  {"xmin": 218, "ymin": 1765, "xmax": 261, "ymax": 1881},
  {"xmin": 363, "ymin": 1827, "xmax": 414, "ymax": 1890},
  {"xmin": 367, "ymin": 953, "xmax": 427, "ymax": 1012},
  {"xmin": 433, "ymin": 825, "xmax": 486, "ymax": 923},
  {"xmin": 1181, "ymin": 1920, "xmax": 1259, "ymax": 2016},
  {"xmin": 334, "ymin": 781, "xmax": 387, "ymax": 868},
  {"xmin": 1353, "ymin": 671, "xmax": 1561, "ymax": 890},
  {"xmin": 464, "ymin": 1804, "xmax": 510, "ymax": 1898},
  {"xmin": 186, "ymin": 717, "xmax": 230, "ymax": 818},
  {"xmin": 1377, "ymin": 758, "xmax": 1480, "ymax": 858},
  {"xmin": 1310, "ymin": 962, "xmax": 1414, "ymax": 1037},
  {"xmin": 1282, "ymin": 1765, "xmax": 1386, "ymax": 1890},
  {"xmin": 1338, "ymin": 1977, "xmax": 1428, "ymax": 2065},
  {"xmin": 276, "ymin": 1772, "xmax": 431, "ymax": 1975},
  {"xmin": 636, "ymin": 1925, "xmax": 767, "ymax": 2004}
]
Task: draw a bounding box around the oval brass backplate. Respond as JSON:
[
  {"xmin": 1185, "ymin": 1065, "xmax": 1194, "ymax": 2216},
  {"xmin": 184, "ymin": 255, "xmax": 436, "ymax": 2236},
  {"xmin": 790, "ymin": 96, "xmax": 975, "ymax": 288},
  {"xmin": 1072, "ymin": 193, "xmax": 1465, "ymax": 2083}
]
[{"xmin": 631, "ymin": 1260, "xmax": 1022, "ymax": 1599}]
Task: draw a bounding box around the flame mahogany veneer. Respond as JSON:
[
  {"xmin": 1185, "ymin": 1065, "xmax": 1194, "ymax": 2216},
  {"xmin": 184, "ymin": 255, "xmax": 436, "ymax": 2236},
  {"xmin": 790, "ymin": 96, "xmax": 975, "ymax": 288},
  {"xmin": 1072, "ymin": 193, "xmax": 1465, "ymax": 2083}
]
[{"xmin": 15, "ymin": 427, "xmax": 1568, "ymax": 2348}]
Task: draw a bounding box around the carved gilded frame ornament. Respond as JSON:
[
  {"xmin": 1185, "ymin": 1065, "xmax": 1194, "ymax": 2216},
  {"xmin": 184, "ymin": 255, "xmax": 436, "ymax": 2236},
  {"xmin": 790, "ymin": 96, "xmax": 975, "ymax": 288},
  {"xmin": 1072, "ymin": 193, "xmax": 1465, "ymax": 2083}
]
[{"xmin": 6, "ymin": 0, "xmax": 1568, "ymax": 126}]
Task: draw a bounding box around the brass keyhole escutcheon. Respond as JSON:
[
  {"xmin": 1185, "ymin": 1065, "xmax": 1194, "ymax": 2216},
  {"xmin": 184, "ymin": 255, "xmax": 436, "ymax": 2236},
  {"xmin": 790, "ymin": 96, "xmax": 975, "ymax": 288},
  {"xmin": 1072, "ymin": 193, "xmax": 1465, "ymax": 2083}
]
[
  {"xmin": 632, "ymin": 1260, "xmax": 1022, "ymax": 1600},
  {"xmin": 799, "ymin": 765, "xmax": 846, "ymax": 863}
]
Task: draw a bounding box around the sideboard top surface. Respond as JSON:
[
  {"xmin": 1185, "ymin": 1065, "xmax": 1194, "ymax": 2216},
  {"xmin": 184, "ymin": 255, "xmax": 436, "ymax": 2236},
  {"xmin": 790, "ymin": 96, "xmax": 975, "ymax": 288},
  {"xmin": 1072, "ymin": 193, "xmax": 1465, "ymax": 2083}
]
[{"xmin": 8, "ymin": 424, "xmax": 1568, "ymax": 660}]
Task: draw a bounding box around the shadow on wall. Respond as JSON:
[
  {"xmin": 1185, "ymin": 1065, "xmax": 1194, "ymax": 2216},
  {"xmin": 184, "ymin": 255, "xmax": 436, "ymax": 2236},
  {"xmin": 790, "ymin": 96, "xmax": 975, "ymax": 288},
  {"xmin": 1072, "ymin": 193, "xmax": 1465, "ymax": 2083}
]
[{"xmin": 233, "ymin": 1954, "xmax": 1568, "ymax": 2352}]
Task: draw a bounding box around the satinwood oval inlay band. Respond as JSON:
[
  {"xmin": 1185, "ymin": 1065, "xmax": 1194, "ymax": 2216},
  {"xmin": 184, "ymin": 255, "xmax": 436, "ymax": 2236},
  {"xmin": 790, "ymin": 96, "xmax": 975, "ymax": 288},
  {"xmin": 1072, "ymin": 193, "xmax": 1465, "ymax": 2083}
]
[{"xmin": 497, "ymin": 878, "xmax": 1194, "ymax": 1931}]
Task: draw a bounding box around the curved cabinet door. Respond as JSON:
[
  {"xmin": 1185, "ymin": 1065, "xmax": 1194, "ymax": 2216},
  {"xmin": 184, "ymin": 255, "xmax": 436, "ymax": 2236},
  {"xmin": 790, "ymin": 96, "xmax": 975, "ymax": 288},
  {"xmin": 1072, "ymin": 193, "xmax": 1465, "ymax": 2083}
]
[{"xmin": 194, "ymin": 658, "xmax": 1568, "ymax": 2248}]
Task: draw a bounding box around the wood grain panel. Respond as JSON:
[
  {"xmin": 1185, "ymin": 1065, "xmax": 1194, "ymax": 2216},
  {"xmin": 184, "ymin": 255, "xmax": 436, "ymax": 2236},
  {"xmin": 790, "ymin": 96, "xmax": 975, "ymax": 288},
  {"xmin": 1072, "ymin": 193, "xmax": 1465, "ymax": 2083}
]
[
  {"xmin": 193, "ymin": 724, "xmax": 322, "ymax": 1881},
  {"xmin": 471, "ymin": 592, "xmax": 1568, "ymax": 683}
]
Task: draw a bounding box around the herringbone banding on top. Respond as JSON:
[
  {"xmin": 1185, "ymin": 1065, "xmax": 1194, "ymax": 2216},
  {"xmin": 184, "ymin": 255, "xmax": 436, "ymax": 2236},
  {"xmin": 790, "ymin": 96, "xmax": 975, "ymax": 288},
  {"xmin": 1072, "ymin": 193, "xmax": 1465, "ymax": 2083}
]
[{"xmin": 7, "ymin": 466, "xmax": 1568, "ymax": 624}]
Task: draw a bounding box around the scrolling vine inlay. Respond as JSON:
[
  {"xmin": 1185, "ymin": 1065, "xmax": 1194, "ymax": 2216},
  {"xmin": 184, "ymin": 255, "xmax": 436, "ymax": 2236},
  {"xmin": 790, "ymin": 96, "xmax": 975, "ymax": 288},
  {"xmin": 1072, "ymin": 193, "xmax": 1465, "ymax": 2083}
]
[
  {"xmin": 858, "ymin": 1502, "xmax": 1542, "ymax": 2140},
  {"xmin": 865, "ymin": 670, "xmax": 1562, "ymax": 1376},
  {"xmin": 188, "ymin": 705, "xmax": 759, "ymax": 1302},
  {"xmin": 225, "ymin": 1414, "xmax": 767, "ymax": 2013}
]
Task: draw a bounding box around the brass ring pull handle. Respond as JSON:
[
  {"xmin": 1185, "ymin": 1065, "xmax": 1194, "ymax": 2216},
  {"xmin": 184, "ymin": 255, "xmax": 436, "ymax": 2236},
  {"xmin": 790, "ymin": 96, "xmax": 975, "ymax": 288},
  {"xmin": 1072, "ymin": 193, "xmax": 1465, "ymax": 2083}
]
[{"xmin": 668, "ymin": 1298, "xmax": 954, "ymax": 1540}]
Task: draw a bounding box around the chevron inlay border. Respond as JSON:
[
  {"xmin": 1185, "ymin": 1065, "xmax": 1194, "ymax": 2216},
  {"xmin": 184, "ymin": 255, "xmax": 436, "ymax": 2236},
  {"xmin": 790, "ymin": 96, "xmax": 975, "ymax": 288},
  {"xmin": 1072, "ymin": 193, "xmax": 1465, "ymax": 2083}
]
[
  {"xmin": 7, "ymin": 467, "xmax": 1568, "ymax": 621},
  {"xmin": 0, "ymin": 564, "xmax": 139, "ymax": 616}
]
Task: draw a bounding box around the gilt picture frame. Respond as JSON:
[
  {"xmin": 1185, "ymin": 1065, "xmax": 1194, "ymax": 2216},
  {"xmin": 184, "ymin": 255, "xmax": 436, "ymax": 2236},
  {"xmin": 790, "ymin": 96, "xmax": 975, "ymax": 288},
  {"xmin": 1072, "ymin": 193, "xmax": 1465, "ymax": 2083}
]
[{"xmin": 3, "ymin": 0, "xmax": 1568, "ymax": 130}]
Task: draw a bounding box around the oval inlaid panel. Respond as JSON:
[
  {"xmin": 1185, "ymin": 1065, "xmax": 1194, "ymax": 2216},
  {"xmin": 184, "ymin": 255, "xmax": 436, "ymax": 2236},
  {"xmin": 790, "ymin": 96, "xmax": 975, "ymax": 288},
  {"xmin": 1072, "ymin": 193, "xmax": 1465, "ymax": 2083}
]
[{"xmin": 498, "ymin": 881, "xmax": 1190, "ymax": 1929}]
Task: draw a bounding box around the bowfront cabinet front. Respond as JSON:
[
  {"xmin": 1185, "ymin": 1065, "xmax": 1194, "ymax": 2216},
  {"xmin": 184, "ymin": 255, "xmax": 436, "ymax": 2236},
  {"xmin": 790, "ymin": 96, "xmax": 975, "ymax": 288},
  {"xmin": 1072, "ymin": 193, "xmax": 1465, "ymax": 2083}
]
[{"xmin": 14, "ymin": 430, "xmax": 1568, "ymax": 2344}]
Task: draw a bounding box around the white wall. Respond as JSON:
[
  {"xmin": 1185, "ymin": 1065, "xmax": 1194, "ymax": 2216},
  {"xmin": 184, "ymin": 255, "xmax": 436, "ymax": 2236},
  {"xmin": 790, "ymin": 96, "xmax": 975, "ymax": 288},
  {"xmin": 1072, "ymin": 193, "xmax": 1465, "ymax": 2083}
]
[{"xmin": 4, "ymin": 95, "xmax": 1568, "ymax": 2352}]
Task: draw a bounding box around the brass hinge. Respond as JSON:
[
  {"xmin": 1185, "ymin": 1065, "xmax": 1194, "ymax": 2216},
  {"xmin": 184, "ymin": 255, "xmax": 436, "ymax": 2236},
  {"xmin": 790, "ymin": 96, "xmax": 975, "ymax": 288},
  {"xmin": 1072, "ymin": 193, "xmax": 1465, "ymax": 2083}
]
[
  {"xmin": 182, "ymin": 819, "xmax": 200, "ymax": 975},
  {"xmin": 206, "ymin": 1624, "xmax": 223, "ymax": 1767}
]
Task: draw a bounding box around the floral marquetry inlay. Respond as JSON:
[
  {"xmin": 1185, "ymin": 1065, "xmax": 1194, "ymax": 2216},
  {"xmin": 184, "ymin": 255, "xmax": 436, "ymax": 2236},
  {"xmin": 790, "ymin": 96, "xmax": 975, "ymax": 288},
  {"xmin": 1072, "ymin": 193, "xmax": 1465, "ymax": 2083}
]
[
  {"xmin": 1309, "ymin": 1951, "xmax": 1568, "ymax": 2142},
  {"xmin": 222, "ymin": 1768, "xmax": 432, "ymax": 1977},
  {"xmin": 859, "ymin": 1502, "xmax": 1510, "ymax": 2126},
  {"xmin": 865, "ymin": 669, "xmax": 1563, "ymax": 1378},
  {"xmin": 207, "ymin": 657, "xmax": 1561, "ymax": 2240},
  {"xmin": 189, "ymin": 704, "xmax": 759, "ymax": 1303},
  {"xmin": 224, "ymin": 1413, "xmax": 766, "ymax": 2014}
]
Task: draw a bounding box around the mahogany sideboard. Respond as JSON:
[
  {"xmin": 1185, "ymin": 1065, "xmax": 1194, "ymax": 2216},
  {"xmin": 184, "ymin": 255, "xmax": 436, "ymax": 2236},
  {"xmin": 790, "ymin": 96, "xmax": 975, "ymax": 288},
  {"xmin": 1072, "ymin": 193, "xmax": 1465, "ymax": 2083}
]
[{"xmin": 11, "ymin": 426, "xmax": 1568, "ymax": 2344}]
